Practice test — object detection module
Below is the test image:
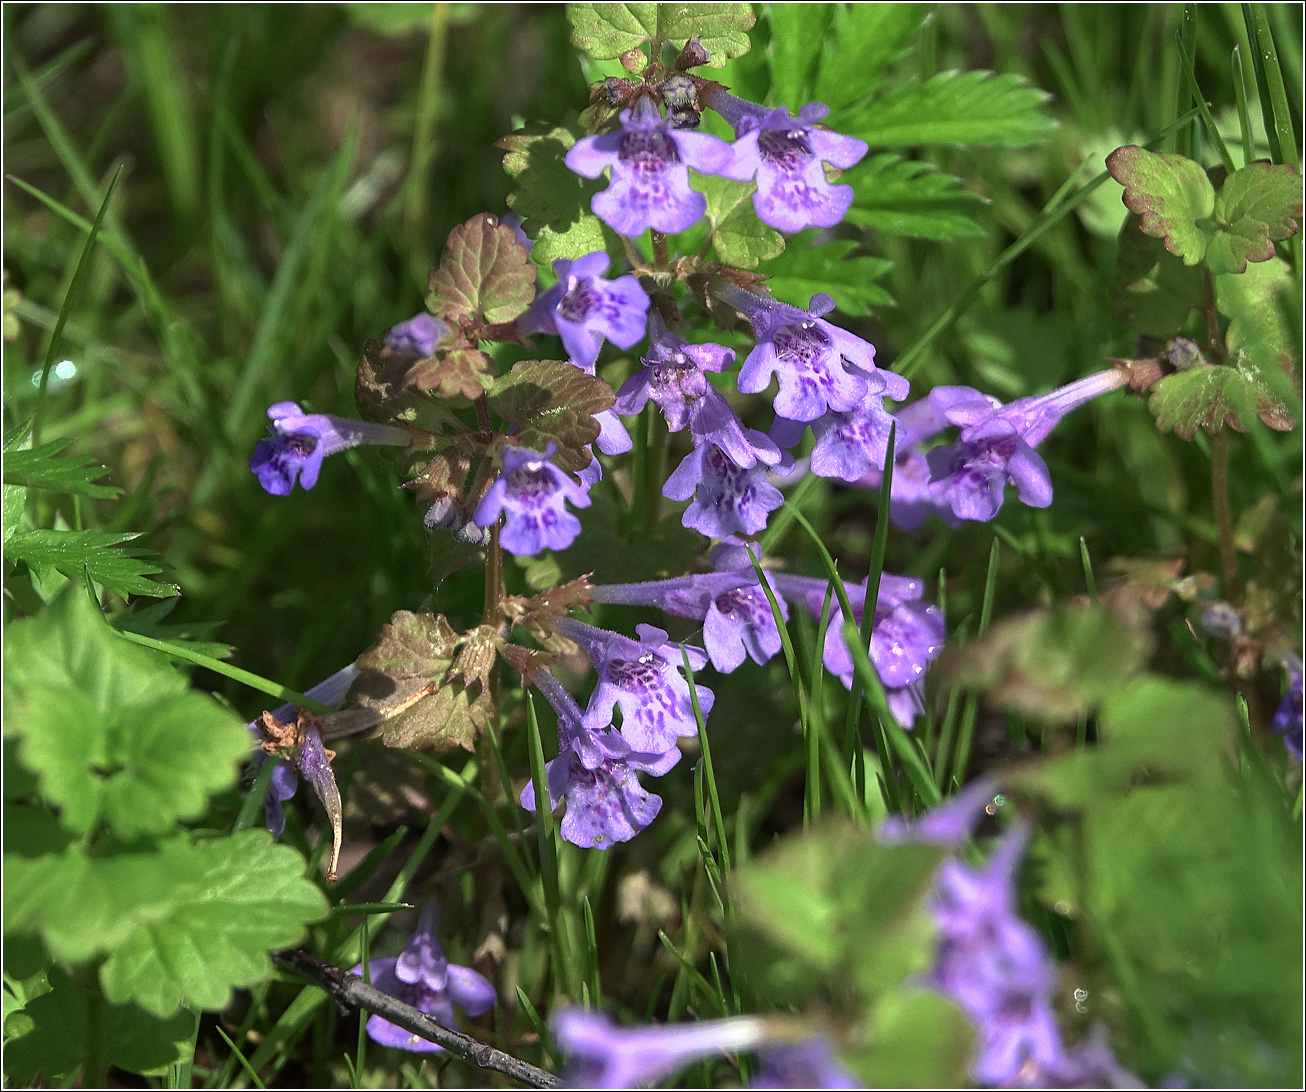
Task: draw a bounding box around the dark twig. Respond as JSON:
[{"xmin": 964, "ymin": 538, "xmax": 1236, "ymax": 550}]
[{"xmin": 271, "ymin": 949, "xmax": 561, "ymax": 1088}]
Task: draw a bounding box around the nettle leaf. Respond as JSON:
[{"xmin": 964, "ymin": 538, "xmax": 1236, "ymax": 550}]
[
  {"xmin": 1106, "ymin": 145, "xmax": 1215, "ymax": 265},
  {"xmin": 759, "ymin": 238, "xmax": 891, "ymax": 316},
  {"xmin": 1110, "ymin": 214, "xmax": 1205, "ymax": 336},
  {"xmin": 2, "ymin": 431, "xmax": 119, "ymax": 499},
  {"xmin": 350, "ymin": 610, "xmax": 491, "ymax": 752},
  {"xmin": 566, "ymin": 2, "xmax": 755, "ymax": 68},
  {"xmin": 499, "ymin": 124, "xmax": 615, "ymax": 264},
  {"xmin": 695, "ymin": 172, "xmax": 784, "ymax": 269},
  {"xmin": 7, "ymin": 529, "xmax": 178, "ymax": 599},
  {"xmin": 427, "ymin": 213, "xmax": 535, "ymax": 326},
  {"xmin": 1149, "ymin": 357, "xmax": 1293, "ymax": 439},
  {"xmin": 811, "ymin": 4, "xmax": 925, "ymax": 112},
  {"xmin": 843, "ymin": 155, "xmax": 985, "ymax": 240},
  {"xmin": 1206, "ymin": 161, "xmax": 1303, "ymax": 274},
  {"xmin": 841, "ymin": 70, "xmax": 1054, "ymax": 148},
  {"xmin": 98, "ymin": 832, "xmax": 328, "ymax": 1017},
  {"xmin": 404, "ymin": 347, "xmax": 496, "ymax": 401},
  {"xmin": 939, "ymin": 596, "xmax": 1154, "ymax": 723},
  {"xmin": 487, "ymin": 359, "xmax": 615, "ymax": 471},
  {"xmin": 3, "ymin": 588, "xmax": 250, "ymax": 839}
]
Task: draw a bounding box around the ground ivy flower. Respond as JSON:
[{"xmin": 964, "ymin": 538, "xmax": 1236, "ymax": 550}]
[
  {"xmin": 771, "ymin": 381, "xmax": 901, "ymax": 482},
  {"xmin": 351, "ymin": 902, "xmax": 496, "ymax": 1053},
  {"xmin": 555, "ymin": 618, "xmax": 714, "ymax": 754},
  {"xmin": 614, "ymin": 313, "xmax": 733, "ymax": 431},
  {"xmin": 565, "ymin": 95, "xmax": 733, "ymax": 236},
  {"xmin": 704, "ymin": 89, "xmax": 868, "ymax": 233},
  {"xmin": 250, "ymin": 402, "xmax": 410, "ymax": 495},
  {"xmin": 517, "ymin": 252, "xmax": 650, "ymax": 371},
  {"xmin": 589, "ymin": 569, "xmax": 787, "ymax": 674},
  {"xmin": 1272, "ymin": 655, "xmax": 1303, "ymax": 760},
  {"xmin": 519, "ymin": 669, "xmax": 679, "ymax": 848},
  {"xmin": 715, "ymin": 284, "xmax": 907, "ymax": 423},
  {"xmin": 472, "ymin": 443, "xmax": 591, "ymax": 556},
  {"xmin": 924, "ymin": 371, "xmax": 1128, "ymax": 523},
  {"xmin": 384, "ymin": 312, "xmax": 447, "ymax": 358}
]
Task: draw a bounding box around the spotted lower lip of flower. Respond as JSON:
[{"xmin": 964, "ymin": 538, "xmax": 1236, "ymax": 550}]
[
  {"xmin": 707, "ymin": 91, "xmax": 869, "ymax": 234},
  {"xmin": 516, "ymin": 252, "xmax": 650, "ymax": 371},
  {"xmin": 351, "ymin": 901, "xmax": 496, "ymax": 1053},
  {"xmin": 664, "ymin": 441, "xmax": 786, "ymax": 540},
  {"xmin": 613, "ymin": 313, "xmax": 734, "ymax": 431},
  {"xmin": 249, "ymin": 401, "xmax": 409, "ymax": 495},
  {"xmin": 472, "ymin": 442, "xmax": 592, "ymax": 556},
  {"xmin": 716, "ymin": 285, "xmax": 907, "ymax": 424},
  {"xmin": 555, "ymin": 619, "xmax": 714, "ymax": 754},
  {"xmin": 565, "ymin": 95, "xmax": 733, "ymax": 237}
]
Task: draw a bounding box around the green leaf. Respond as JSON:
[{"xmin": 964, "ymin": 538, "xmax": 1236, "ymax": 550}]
[
  {"xmin": 843, "ymin": 155, "xmax": 985, "ymax": 239},
  {"xmin": 765, "ymin": 4, "xmax": 831, "ymax": 105},
  {"xmin": 6, "ymin": 529, "xmax": 179, "ymax": 598},
  {"xmin": 845, "ymin": 989, "xmax": 974, "ymax": 1088},
  {"xmin": 1106, "ymin": 145, "xmax": 1215, "ymax": 265},
  {"xmin": 427, "ymin": 213, "xmax": 536, "ymax": 326},
  {"xmin": 1110, "ymin": 215, "xmax": 1205, "ymax": 336},
  {"xmin": 2, "ymin": 432, "xmax": 119, "ymax": 500},
  {"xmin": 940, "ymin": 599, "xmax": 1154, "ymax": 723},
  {"xmin": 98, "ymin": 832, "xmax": 328, "ymax": 1017},
  {"xmin": 340, "ymin": 2, "xmax": 434, "ymax": 35},
  {"xmin": 812, "ymin": 4, "xmax": 925, "ymax": 111},
  {"xmin": 566, "ymin": 2, "xmax": 755, "ymax": 68},
  {"xmin": 487, "ymin": 359, "xmax": 616, "ymax": 471},
  {"xmin": 4, "ymin": 587, "xmax": 250, "ymax": 839},
  {"xmin": 498, "ymin": 124, "xmax": 615, "ymax": 264},
  {"xmin": 353, "ymin": 338, "xmax": 466, "ymax": 432},
  {"xmin": 3, "ymin": 424, "xmax": 29, "ymax": 545},
  {"xmin": 349, "ymin": 610, "xmax": 493, "ymax": 753},
  {"xmin": 841, "ymin": 70, "xmax": 1054, "ymax": 148},
  {"xmin": 1216, "ymin": 256, "xmax": 1296, "ymax": 398},
  {"xmin": 1149, "ymin": 356, "xmax": 1294, "ymax": 439},
  {"xmin": 108, "ymin": 597, "xmax": 233, "ymax": 663},
  {"xmin": 1206, "ymin": 161, "xmax": 1303, "ymax": 274},
  {"xmin": 2, "ymin": 966, "xmax": 197, "ymax": 1084},
  {"xmin": 730, "ymin": 821, "xmax": 943, "ymax": 1004},
  {"xmin": 759, "ymin": 238, "xmax": 891, "ymax": 316},
  {"xmin": 695, "ymin": 171, "xmax": 784, "ymax": 268}
]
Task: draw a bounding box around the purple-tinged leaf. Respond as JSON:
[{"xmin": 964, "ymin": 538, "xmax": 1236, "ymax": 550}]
[
  {"xmin": 427, "ymin": 213, "xmax": 536, "ymax": 326},
  {"xmin": 1106, "ymin": 145, "xmax": 1214, "ymax": 265}
]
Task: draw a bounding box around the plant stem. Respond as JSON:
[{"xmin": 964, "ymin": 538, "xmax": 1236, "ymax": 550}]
[
  {"xmin": 484, "ymin": 522, "xmax": 505, "ymax": 624},
  {"xmin": 1211, "ymin": 430, "xmax": 1239, "ymax": 602},
  {"xmin": 1201, "ymin": 269, "xmax": 1225, "ymax": 360},
  {"xmin": 651, "ymin": 229, "xmax": 669, "ymax": 271}
]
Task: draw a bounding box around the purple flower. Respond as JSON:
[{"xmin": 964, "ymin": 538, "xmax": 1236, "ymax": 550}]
[
  {"xmin": 248, "ymin": 664, "xmax": 360, "ymax": 838},
  {"xmin": 351, "ymin": 902, "xmax": 496, "ymax": 1053},
  {"xmin": 877, "ymin": 775, "xmax": 1000, "ymax": 848},
  {"xmin": 472, "ymin": 444, "xmax": 591, "ymax": 556},
  {"xmin": 772, "ymin": 380, "xmax": 902, "ymax": 482},
  {"xmin": 594, "ymin": 408, "xmax": 633, "ymax": 456},
  {"xmin": 588, "ymin": 569, "xmax": 787, "ymax": 674},
  {"xmin": 565, "ymin": 96, "xmax": 733, "ymax": 237},
  {"xmin": 555, "ymin": 618, "xmax": 715, "ymax": 754},
  {"xmin": 751, "ymin": 1037, "xmax": 859, "ymax": 1089},
  {"xmin": 519, "ymin": 669, "xmax": 679, "ymax": 848},
  {"xmin": 706, "ymin": 90, "xmax": 868, "ymax": 233},
  {"xmin": 614, "ymin": 313, "xmax": 734, "ymax": 431},
  {"xmin": 250, "ymin": 402, "xmax": 410, "ymax": 495},
  {"xmin": 384, "ymin": 312, "xmax": 447, "ymax": 358},
  {"xmin": 923, "ymin": 371, "xmax": 1127, "ymax": 523},
  {"xmin": 554, "ymin": 1009, "xmax": 768, "ymax": 1089},
  {"xmin": 717, "ymin": 285, "xmax": 908, "ymax": 423},
  {"xmin": 517, "ymin": 252, "xmax": 650, "ymax": 371},
  {"xmin": 1271, "ymin": 655, "xmax": 1303, "ymax": 760}
]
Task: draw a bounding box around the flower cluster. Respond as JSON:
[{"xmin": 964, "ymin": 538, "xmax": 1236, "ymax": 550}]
[
  {"xmin": 882, "ymin": 781, "xmax": 1141, "ymax": 1087},
  {"xmin": 351, "ymin": 901, "xmax": 496, "ymax": 1053}
]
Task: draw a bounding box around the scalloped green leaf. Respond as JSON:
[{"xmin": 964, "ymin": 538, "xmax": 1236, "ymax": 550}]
[
  {"xmin": 487, "ymin": 359, "xmax": 615, "ymax": 471},
  {"xmin": 427, "ymin": 213, "xmax": 536, "ymax": 326},
  {"xmin": 404, "ymin": 347, "xmax": 496, "ymax": 401},
  {"xmin": 695, "ymin": 172, "xmax": 784, "ymax": 269},
  {"xmin": 1106, "ymin": 145, "xmax": 1215, "ymax": 265},
  {"xmin": 843, "ymin": 155, "xmax": 985, "ymax": 239},
  {"xmin": 1206, "ymin": 161, "xmax": 1304, "ymax": 274},
  {"xmin": 498, "ymin": 124, "xmax": 615, "ymax": 264},
  {"xmin": 840, "ymin": 70, "xmax": 1055, "ymax": 148},
  {"xmin": 1110, "ymin": 213, "xmax": 1206, "ymax": 336},
  {"xmin": 3, "ymin": 588, "xmax": 249, "ymax": 839},
  {"xmin": 98, "ymin": 832, "xmax": 328, "ymax": 1017},
  {"xmin": 566, "ymin": 2, "xmax": 755, "ymax": 68},
  {"xmin": 759, "ymin": 238, "xmax": 891, "ymax": 316},
  {"xmin": 1150, "ymin": 358, "xmax": 1294, "ymax": 439}
]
